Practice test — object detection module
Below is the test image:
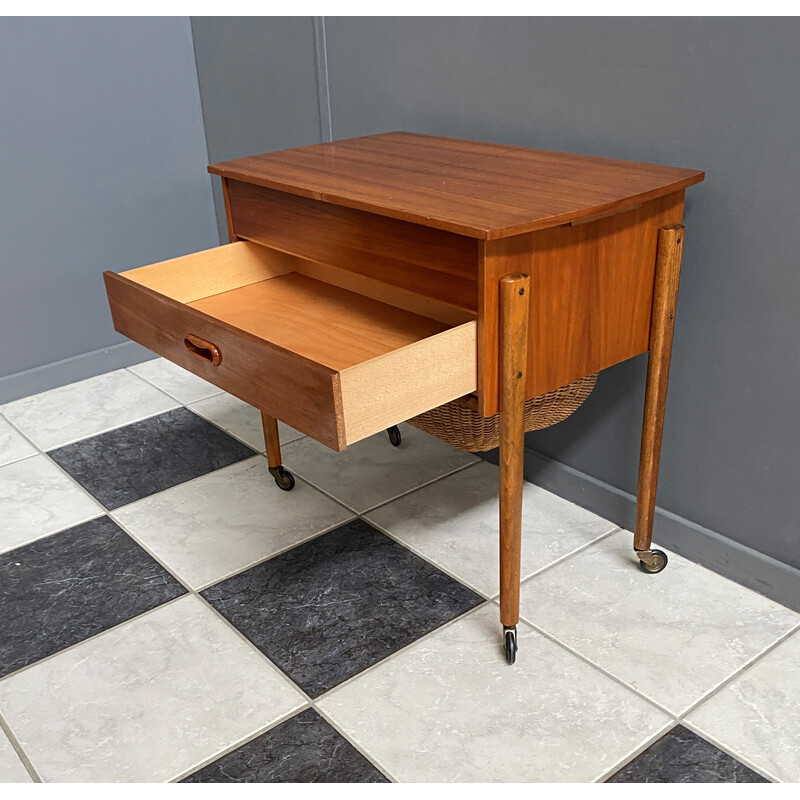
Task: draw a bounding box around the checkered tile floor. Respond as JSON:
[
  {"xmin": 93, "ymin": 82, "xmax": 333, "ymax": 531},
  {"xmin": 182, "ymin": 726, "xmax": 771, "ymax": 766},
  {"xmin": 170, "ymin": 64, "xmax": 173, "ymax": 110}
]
[{"xmin": 1, "ymin": 359, "xmax": 799, "ymax": 783}]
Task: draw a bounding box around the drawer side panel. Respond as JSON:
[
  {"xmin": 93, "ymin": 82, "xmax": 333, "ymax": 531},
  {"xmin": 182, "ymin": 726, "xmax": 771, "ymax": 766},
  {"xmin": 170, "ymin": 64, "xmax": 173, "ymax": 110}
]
[{"xmin": 338, "ymin": 321, "xmax": 477, "ymax": 446}]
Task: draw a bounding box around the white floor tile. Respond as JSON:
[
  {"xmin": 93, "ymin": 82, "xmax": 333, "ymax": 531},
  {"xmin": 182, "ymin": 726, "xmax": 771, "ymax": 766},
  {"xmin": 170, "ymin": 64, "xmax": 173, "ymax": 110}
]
[
  {"xmin": 114, "ymin": 456, "xmax": 353, "ymax": 589},
  {"xmin": 0, "ymin": 417, "xmax": 37, "ymax": 467},
  {"xmin": 2, "ymin": 370, "xmax": 178, "ymax": 450},
  {"xmin": 0, "ymin": 595, "xmax": 305, "ymax": 783},
  {"xmin": 189, "ymin": 393, "xmax": 305, "ymax": 452},
  {"xmin": 129, "ymin": 358, "xmax": 223, "ymax": 404},
  {"xmin": 283, "ymin": 423, "xmax": 479, "ymax": 513},
  {"xmin": 518, "ymin": 531, "xmax": 800, "ymax": 716},
  {"xmin": 317, "ymin": 604, "xmax": 670, "ymax": 782},
  {"xmin": 686, "ymin": 630, "xmax": 800, "ymax": 782},
  {"xmin": 0, "ymin": 455, "xmax": 103, "ymax": 554},
  {"xmin": 0, "ymin": 727, "xmax": 31, "ymax": 783},
  {"xmin": 367, "ymin": 461, "xmax": 616, "ymax": 596}
]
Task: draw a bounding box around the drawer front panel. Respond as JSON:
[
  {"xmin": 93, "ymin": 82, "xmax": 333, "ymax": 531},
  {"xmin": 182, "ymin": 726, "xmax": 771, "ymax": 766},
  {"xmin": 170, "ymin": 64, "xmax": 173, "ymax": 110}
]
[
  {"xmin": 226, "ymin": 180, "xmax": 480, "ymax": 312},
  {"xmin": 104, "ymin": 271, "xmax": 344, "ymax": 449}
]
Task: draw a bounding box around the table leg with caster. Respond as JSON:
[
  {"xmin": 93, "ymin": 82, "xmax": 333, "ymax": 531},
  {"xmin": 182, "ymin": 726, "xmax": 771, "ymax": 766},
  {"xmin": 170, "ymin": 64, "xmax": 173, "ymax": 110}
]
[
  {"xmin": 498, "ymin": 272, "xmax": 530, "ymax": 664},
  {"xmin": 634, "ymin": 225, "xmax": 685, "ymax": 573},
  {"xmin": 261, "ymin": 412, "xmax": 296, "ymax": 491}
]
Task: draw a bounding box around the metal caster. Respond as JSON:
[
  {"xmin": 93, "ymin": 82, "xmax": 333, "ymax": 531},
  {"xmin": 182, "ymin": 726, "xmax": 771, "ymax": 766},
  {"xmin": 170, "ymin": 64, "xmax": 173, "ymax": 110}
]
[
  {"xmin": 637, "ymin": 548, "xmax": 668, "ymax": 574},
  {"xmin": 268, "ymin": 465, "xmax": 295, "ymax": 491},
  {"xmin": 503, "ymin": 625, "xmax": 518, "ymax": 665},
  {"xmin": 387, "ymin": 425, "xmax": 402, "ymax": 447}
]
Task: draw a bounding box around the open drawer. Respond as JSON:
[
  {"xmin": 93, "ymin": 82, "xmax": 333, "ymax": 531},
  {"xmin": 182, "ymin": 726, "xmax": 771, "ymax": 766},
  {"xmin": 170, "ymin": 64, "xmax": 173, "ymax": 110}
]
[{"xmin": 104, "ymin": 241, "xmax": 477, "ymax": 451}]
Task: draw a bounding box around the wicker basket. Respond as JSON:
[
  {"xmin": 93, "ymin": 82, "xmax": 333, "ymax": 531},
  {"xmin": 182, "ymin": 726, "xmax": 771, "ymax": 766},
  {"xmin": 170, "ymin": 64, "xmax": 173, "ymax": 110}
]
[{"xmin": 408, "ymin": 373, "xmax": 598, "ymax": 452}]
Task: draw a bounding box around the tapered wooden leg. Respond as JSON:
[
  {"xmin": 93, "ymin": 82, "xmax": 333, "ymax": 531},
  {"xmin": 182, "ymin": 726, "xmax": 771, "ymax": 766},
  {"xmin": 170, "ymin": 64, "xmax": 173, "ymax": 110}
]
[
  {"xmin": 261, "ymin": 413, "xmax": 282, "ymax": 469},
  {"xmin": 261, "ymin": 412, "xmax": 296, "ymax": 491},
  {"xmin": 634, "ymin": 225, "xmax": 685, "ymax": 573},
  {"xmin": 499, "ymin": 273, "xmax": 530, "ymax": 663}
]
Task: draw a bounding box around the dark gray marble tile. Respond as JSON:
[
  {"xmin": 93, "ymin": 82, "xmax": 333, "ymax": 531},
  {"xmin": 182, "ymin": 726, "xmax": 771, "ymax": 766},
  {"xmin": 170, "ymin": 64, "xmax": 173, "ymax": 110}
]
[
  {"xmin": 0, "ymin": 516, "xmax": 186, "ymax": 679},
  {"xmin": 48, "ymin": 407, "xmax": 255, "ymax": 509},
  {"xmin": 182, "ymin": 709, "xmax": 388, "ymax": 783},
  {"xmin": 202, "ymin": 519, "xmax": 484, "ymax": 698},
  {"xmin": 607, "ymin": 725, "xmax": 769, "ymax": 783}
]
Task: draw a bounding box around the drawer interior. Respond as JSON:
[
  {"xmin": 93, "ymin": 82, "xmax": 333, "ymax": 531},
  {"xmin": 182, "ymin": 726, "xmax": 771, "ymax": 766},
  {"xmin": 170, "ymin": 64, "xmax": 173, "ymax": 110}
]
[
  {"xmin": 108, "ymin": 241, "xmax": 477, "ymax": 449},
  {"xmin": 189, "ymin": 273, "xmax": 450, "ymax": 371}
]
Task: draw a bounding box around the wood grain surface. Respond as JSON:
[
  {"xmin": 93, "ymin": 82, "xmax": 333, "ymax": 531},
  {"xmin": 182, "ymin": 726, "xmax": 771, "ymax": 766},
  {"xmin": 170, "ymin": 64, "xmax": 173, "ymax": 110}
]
[
  {"xmin": 118, "ymin": 240, "xmax": 299, "ymax": 304},
  {"xmin": 499, "ymin": 274, "xmax": 530, "ymax": 627},
  {"xmin": 339, "ymin": 322, "xmax": 477, "ymax": 446},
  {"xmin": 105, "ymin": 263, "xmax": 476, "ymax": 451},
  {"xmin": 210, "ymin": 131, "xmax": 704, "ymax": 239},
  {"xmin": 478, "ymin": 192, "xmax": 685, "ymax": 415},
  {"xmin": 261, "ymin": 412, "xmax": 283, "ymax": 469},
  {"xmin": 635, "ymin": 225, "xmax": 685, "ymax": 551},
  {"xmin": 226, "ymin": 179, "xmax": 479, "ymax": 311},
  {"xmin": 188, "ymin": 273, "xmax": 449, "ymax": 372},
  {"xmin": 104, "ymin": 270, "xmax": 345, "ymax": 449}
]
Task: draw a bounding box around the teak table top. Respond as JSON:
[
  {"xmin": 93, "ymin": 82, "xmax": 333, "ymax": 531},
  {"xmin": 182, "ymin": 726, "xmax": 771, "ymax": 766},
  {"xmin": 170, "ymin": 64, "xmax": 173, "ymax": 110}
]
[{"xmin": 208, "ymin": 131, "xmax": 704, "ymax": 240}]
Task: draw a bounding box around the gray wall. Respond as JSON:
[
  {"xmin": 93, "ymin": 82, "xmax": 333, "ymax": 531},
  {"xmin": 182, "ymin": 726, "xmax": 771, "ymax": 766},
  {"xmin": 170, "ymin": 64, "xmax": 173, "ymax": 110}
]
[
  {"xmin": 0, "ymin": 17, "xmax": 218, "ymax": 401},
  {"xmin": 191, "ymin": 17, "xmax": 324, "ymax": 242},
  {"xmin": 191, "ymin": 17, "xmax": 800, "ymax": 605}
]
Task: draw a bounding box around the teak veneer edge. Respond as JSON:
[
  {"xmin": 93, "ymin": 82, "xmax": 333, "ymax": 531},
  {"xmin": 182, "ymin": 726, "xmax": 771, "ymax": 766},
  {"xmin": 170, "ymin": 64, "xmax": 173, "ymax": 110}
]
[{"xmin": 209, "ymin": 131, "xmax": 704, "ymax": 240}]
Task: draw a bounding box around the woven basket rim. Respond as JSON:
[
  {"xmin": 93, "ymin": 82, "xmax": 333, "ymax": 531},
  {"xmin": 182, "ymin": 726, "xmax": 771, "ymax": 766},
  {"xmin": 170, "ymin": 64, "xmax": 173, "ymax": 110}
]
[{"xmin": 409, "ymin": 373, "xmax": 598, "ymax": 452}]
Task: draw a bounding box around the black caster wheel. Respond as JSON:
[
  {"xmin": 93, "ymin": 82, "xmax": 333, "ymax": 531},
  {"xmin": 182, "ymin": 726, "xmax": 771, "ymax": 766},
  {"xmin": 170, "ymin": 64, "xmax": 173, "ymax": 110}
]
[
  {"xmin": 387, "ymin": 425, "xmax": 402, "ymax": 447},
  {"xmin": 268, "ymin": 466, "xmax": 295, "ymax": 491},
  {"xmin": 638, "ymin": 549, "xmax": 668, "ymax": 574},
  {"xmin": 503, "ymin": 625, "xmax": 518, "ymax": 665}
]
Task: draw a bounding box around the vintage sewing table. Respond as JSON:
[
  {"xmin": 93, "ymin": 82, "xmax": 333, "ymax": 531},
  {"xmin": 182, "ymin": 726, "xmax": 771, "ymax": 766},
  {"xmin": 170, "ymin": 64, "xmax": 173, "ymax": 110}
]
[{"xmin": 104, "ymin": 132, "xmax": 704, "ymax": 664}]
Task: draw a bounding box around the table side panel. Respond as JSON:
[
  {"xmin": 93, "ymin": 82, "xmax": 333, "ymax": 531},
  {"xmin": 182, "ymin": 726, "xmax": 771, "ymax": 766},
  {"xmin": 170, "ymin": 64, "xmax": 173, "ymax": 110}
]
[
  {"xmin": 226, "ymin": 180, "xmax": 479, "ymax": 312},
  {"xmin": 478, "ymin": 192, "xmax": 686, "ymax": 416}
]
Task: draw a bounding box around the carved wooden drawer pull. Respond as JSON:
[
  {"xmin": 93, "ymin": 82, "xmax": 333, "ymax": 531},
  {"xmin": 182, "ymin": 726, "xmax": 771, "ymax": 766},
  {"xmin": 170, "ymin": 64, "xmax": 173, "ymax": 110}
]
[{"xmin": 184, "ymin": 334, "xmax": 222, "ymax": 366}]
